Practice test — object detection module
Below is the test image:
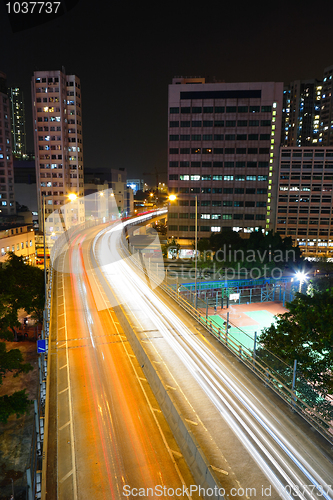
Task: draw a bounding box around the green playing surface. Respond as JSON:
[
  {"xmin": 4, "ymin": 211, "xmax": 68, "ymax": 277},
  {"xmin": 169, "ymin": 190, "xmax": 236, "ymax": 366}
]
[{"xmin": 209, "ymin": 310, "xmax": 278, "ymax": 351}]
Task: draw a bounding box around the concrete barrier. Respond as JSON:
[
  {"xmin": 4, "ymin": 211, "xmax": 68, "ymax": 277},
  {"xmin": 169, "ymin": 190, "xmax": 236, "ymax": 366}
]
[
  {"xmin": 91, "ymin": 244, "xmax": 224, "ymax": 499},
  {"xmin": 113, "ymin": 301, "xmax": 225, "ymax": 499}
]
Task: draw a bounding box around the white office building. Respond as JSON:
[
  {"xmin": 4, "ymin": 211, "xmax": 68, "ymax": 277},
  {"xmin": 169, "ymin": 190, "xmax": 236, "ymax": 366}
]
[{"xmin": 167, "ymin": 77, "xmax": 283, "ymax": 244}]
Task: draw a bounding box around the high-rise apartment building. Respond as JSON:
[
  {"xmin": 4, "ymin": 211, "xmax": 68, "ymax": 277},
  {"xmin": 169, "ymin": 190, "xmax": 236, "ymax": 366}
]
[
  {"xmin": 31, "ymin": 69, "xmax": 85, "ymax": 227},
  {"xmin": 8, "ymin": 87, "xmax": 27, "ymax": 158},
  {"xmin": 282, "ymin": 80, "xmax": 322, "ymax": 147},
  {"xmin": 276, "ymin": 146, "xmax": 333, "ymax": 256},
  {"xmin": 281, "ymin": 64, "xmax": 333, "ymax": 148},
  {"xmin": 0, "ymin": 71, "xmax": 16, "ymax": 217},
  {"xmin": 319, "ymin": 65, "xmax": 333, "ymax": 146},
  {"xmin": 167, "ymin": 77, "xmax": 283, "ymax": 243}
]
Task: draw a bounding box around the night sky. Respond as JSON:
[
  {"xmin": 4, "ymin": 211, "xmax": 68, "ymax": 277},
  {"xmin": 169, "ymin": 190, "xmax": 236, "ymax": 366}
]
[{"xmin": 1, "ymin": 0, "xmax": 333, "ymax": 183}]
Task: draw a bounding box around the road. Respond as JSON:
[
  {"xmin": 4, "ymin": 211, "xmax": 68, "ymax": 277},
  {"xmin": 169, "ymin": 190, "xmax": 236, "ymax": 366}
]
[
  {"xmin": 92, "ymin": 214, "xmax": 333, "ymax": 500},
  {"xmin": 45, "ymin": 221, "xmax": 202, "ymax": 499}
]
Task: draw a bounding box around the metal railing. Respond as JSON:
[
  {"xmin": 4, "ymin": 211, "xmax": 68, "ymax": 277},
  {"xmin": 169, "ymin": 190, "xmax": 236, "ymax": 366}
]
[
  {"xmin": 26, "ymin": 268, "xmax": 52, "ymax": 500},
  {"xmin": 25, "ymin": 209, "xmax": 167, "ymax": 499},
  {"xmin": 123, "ymin": 237, "xmax": 333, "ymax": 445},
  {"xmin": 169, "ymin": 282, "xmax": 296, "ymax": 308}
]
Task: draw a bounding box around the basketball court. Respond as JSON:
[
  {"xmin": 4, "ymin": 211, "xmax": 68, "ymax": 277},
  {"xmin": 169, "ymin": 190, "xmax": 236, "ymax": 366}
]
[{"xmin": 207, "ymin": 301, "xmax": 288, "ymax": 350}]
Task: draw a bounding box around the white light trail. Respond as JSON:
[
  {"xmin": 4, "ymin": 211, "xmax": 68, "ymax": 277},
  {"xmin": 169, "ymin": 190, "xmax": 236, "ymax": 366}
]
[{"xmin": 94, "ymin": 219, "xmax": 333, "ymax": 500}]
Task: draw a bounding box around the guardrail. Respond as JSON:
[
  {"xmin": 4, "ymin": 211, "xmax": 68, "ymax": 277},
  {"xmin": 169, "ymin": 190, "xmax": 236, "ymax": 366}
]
[
  {"xmin": 122, "ymin": 234, "xmax": 333, "ymax": 445},
  {"xmin": 26, "ymin": 268, "xmax": 53, "ymax": 500},
  {"xmin": 25, "ymin": 208, "xmax": 167, "ymax": 500}
]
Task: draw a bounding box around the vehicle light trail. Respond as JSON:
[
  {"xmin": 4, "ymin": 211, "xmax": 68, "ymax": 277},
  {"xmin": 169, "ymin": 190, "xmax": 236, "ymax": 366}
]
[
  {"xmin": 52, "ymin": 221, "xmax": 198, "ymax": 499},
  {"xmin": 93, "ymin": 220, "xmax": 333, "ymax": 500}
]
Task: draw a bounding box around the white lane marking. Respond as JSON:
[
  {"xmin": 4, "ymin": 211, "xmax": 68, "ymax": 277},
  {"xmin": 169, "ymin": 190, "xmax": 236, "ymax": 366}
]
[
  {"xmin": 185, "ymin": 419, "xmax": 198, "ymax": 426},
  {"xmin": 210, "ymin": 465, "xmax": 229, "ymax": 475},
  {"xmin": 87, "ymin": 241, "xmax": 193, "ymax": 500},
  {"xmin": 59, "ymin": 469, "xmax": 73, "ymax": 484},
  {"xmin": 58, "ymin": 257, "xmax": 78, "ymax": 500},
  {"xmin": 59, "ymin": 421, "xmax": 70, "ymax": 431},
  {"xmin": 58, "ymin": 387, "xmax": 69, "ymax": 395}
]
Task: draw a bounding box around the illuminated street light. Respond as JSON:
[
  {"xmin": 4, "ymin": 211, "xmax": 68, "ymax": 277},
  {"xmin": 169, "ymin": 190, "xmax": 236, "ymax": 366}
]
[
  {"xmin": 295, "ymin": 271, "xmax": 308, "ymax": 292},
  {"xmin": 168, "ymin": 193, "xmax": 198, "ymax": 308},
  {"xmin": 68, "ymin": 193, "xmax": 78, "ymax": 202}
]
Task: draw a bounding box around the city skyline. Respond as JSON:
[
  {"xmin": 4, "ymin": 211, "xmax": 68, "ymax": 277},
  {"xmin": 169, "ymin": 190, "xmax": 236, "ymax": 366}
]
[{"xmin": 1, "ymin": 1, "xmax": 333, "ymax": 180}]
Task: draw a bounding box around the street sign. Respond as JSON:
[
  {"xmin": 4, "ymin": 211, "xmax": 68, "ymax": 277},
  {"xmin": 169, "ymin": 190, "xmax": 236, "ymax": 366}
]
[
  {"xmin": 229, "ymin": 293, "xmax": 240, "ymax": 301},
  {"xmin": 37, "ymin": 339, "xmax": 46, "ymax": 353}
]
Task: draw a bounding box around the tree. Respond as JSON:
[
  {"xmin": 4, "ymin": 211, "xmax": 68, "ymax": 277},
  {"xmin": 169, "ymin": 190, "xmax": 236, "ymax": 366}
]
[
  {"xmin": 0, "ymin": 342, "xmax": 33, "ymax": 423},
  {"xmin": 210, "ymin": 229, "xmax": 244, "ymax": 255},
  {"xmin": 0, "ymin": 254, "xmax": 42, "ymax": 423},
  {"xmin": 0, "ymin": 253, "xmax": 44, "ymax": 340},
  {"xmin": 16, "ymin": 201, "xmax": 30, "ymax": 213},
  {"xmin": 260, "ymin": 286, "xmax": 333, "ymax": 398},
  {"xmin": 161, "ymin": 239, "xmax": 180, "ymax": 259},
  {"xmin": 208, "ymin": 229, "xmax": 303, "ymax": 276},
  {"xmin": 197, "ymin": 238, "xmax": 212, "ymax": 260}
]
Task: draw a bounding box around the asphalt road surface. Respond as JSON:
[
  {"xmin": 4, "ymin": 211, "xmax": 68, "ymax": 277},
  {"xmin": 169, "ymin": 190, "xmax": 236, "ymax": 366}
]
[{"xmin": 45, "ymin": 222, "xmax": 202, "ymax": 500}]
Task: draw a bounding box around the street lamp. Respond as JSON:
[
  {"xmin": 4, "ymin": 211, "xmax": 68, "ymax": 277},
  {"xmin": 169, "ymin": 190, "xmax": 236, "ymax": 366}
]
[
  {"xmin": 42, "ymin": 192, "xmax": 78, "ymax": 294},
  {"xmin": 41, "ymin": 193, "xmax": 50, "ymax": 302},
  {"xmin": 295, "ymin": 271, "xmax": 307, "ymax": 292},
  {"xmin": 168, "ymin": 194, "xmax": 198, "ymax": 308},
  {"xmin": 67, "ymin": 192, "xmax": 77, "ymax": 202}
]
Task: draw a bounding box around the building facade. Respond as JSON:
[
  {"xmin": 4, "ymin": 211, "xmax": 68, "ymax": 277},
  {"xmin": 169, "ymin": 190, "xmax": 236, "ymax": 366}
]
[
  {"xmin": 275, "ymin": 146, "xmax": 333, "ymax": 256},
  {"xmin": 319, "ymin": 65, "xmax": 333, "ymax": 146},
  {"xmin": 8, "ymin": 86, "xmax": 27, "ymax": 158},
  {"xmin": 167, "ymin": 77, "xmax": 283, "ymax": 243},
  {"xmin": 282, "ymin": 79, "xmax": 322, "ymax": 147},
  {"xmin": 0, "ymin": 72, "xmax": 16, "ymax": 218},
  {"xmin": 31, "ymin": 69, "xmax": 85, "ymax": 228},
  {"xmin": 110, "ymin": 168, "xmax": 133, "ymax": 217},
  {"xmin": 281, "ymin": 64, "xmax": 333, "ymax": 148},
  {"xmin": 127, "ymin": 178, "xmax": 144, "ymax": 195},
  {"xmin": 84, "ymin": 168, "xmax": 134, "ymax": 219},
  {"xmin": 0, "ymin": 224, "xmax": 35, "ymax": 264}
]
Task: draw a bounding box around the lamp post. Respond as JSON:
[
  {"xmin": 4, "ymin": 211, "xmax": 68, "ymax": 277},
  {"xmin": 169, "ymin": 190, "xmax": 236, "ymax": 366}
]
[
  {"xmin": 295, "ymin": 271, "xmax": 307, "ymax": 293},
  {"xmin": 194, "ymin": 195, "xmax": 198, "ymax": 309},
  {"xmin": 42, "ymin": 193, "xmax": 47, "ymax": 302},
  {"xmin": 42, "ymin": 192, "xmax": 78, "ymax": 299},
  {"xmin": 168, "ymin": 194, "xmax": 198, "ymax": 308}
]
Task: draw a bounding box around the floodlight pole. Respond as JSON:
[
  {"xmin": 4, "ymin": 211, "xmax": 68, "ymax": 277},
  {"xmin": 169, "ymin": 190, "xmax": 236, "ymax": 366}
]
[{"xmin": 194, "ymin": 195, "xmax": 198, "ymax": 309}]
